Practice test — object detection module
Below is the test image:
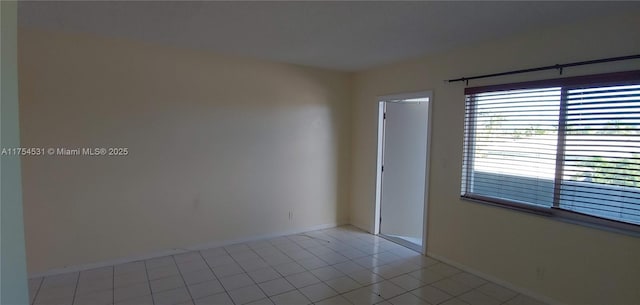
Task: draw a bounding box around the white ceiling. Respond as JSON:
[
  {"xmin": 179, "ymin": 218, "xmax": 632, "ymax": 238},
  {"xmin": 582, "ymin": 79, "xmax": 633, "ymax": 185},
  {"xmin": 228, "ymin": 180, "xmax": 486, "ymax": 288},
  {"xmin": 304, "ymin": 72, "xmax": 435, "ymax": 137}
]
[{"xmin": 18, "ymin": 1, "xmax": 640, "ymax": 71}]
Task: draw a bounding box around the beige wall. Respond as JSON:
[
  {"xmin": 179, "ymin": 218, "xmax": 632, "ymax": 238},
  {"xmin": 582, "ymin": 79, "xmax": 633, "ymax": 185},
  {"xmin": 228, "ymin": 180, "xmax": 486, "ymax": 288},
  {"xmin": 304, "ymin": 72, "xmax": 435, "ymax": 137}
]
[
  {"xmin": 19, "ymin": 29, "xmax": 352, "ymax": 274},
  {"xmin": 350, "ymin": 12, "xmax": 640, "ymax": 305}
]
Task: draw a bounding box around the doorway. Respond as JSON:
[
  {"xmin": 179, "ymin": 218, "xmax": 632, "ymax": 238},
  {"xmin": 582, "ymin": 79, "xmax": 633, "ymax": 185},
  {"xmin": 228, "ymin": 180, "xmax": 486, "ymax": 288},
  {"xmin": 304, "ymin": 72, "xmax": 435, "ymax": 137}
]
[{"xmin": 375, "ymin": 92, "xmax": 431, "ymax": 253}]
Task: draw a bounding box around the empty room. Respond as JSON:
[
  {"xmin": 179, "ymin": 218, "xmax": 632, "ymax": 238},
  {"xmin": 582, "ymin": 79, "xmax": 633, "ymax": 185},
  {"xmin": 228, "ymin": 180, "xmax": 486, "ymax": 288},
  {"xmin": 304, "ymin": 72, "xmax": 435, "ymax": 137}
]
[{"xmin": 2, "ymin": 1, "xmax": 640, "ymax": 305}]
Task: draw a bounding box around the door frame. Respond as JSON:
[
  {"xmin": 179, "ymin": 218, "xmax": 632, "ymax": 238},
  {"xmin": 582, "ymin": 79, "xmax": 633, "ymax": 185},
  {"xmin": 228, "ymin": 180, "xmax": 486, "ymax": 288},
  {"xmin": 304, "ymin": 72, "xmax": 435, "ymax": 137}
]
[{"xmin": 374, "ymin": 91, "xmax": 433, "ymax": 255}]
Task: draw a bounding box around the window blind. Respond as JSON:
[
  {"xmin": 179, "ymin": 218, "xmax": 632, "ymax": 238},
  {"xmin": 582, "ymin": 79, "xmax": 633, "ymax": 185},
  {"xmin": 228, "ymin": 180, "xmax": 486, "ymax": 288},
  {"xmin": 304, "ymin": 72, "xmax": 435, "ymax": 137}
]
[
  {"xmin": 462, "ymin": 88, "xmax": 560, "ymax": 208},
  {"xmin": 461, "ymin": 71, "xmax": 640, "ymax": 228},
  {"xmin": 559, "ymin": 84, "xmax": 640, "ymax": 224}
]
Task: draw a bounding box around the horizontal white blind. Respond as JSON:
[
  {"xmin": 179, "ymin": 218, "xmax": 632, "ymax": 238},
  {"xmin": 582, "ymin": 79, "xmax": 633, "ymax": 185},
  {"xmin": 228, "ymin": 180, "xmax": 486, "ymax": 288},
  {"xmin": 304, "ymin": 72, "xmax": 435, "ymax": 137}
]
[
  {"xmin": 462, "ymin": 88, "xmax": 561, "ymax": 207},
  {"xmin": 462, "ymin": 72, "xmax": 640, "ymax": 227},
  {"xmin": 559, "ymin": 84, "xmax": 640, "ymax": 224}
]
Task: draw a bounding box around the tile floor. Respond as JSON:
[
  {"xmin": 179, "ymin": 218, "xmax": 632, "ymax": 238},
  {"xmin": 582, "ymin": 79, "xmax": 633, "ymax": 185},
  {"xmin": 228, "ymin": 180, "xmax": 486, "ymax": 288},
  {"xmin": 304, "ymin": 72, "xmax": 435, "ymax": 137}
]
[{"xmin": 29, "ymin": 226, "xmax": 547, "ymax": 305}]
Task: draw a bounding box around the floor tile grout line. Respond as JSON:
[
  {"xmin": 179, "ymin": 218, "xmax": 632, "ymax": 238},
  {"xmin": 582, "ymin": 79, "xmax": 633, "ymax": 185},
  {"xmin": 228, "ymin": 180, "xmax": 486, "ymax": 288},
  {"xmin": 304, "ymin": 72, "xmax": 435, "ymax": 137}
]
[
  {"xmin": 359, "ymin": 262, "xmax": 460, "ymax": 303},
  {"xmin": 404, "ymin": 282, "xmax": 453, "ymax": 304},
  {"xmin": 222, "ymin": 245, "xmax": 268, "ymax": 304},
  {"xmin": 232, "ymin": 232, "xmax": 343, "ymax": 304},
  {"xmin": 143, "ymin": 260, "xmax": 157, "ymax": 305},
  {"xmin": 276, "ymin": 235, "xmax": 337, "ymax": 303},
  {"xmin": 320, "ymin": 231, "xmax": 460, "ymax": 303},
  {"xmin": 110, "ymin": 266, "xmax": 114, "ymax": 305},
  {"xmin": 501, "ymin": 291, "xmax": 523, "ymax": 305},
  {"xmin": 69, "ymin": 272, "xmax": 80, "ymax": 305},
  {"xmin": 195, "ymin": 248, "xmax": 230, "ymax": 303},
  {"xmin": 467, "ymin": 281, "xmax": 516, "ymax": 305},
  {"xmin": 200, "ymin": 247, "xmax": 242, "ymax": 304},
  {"xmin": 31, "ymin": 276, "xmax": 44, "ymax": 305},
  {"xmin": 266, "ymin": 241, "xmax": 322, "ymax": 294},
  {"xmin": 268, "ymin": 236, "xmax": 311, "ymax": 273},
  {"xmin": 276, "ymin": 233, "xmax": 349, "ymax": 305},
  {"xmin": 236, "ymin": 241, "xmax": 271, "ymax": 274},
  {"xmin": 170, "ymin": 255, "xmax": 196, "ymax": 305}
]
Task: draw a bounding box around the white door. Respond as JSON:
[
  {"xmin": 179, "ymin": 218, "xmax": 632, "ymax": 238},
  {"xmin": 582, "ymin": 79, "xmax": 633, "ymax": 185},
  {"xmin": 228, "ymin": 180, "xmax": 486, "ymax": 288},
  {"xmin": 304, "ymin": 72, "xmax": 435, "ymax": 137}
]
[{"xmin": 379, "ymin": 97, "xmax": 429, "ymax": 249}]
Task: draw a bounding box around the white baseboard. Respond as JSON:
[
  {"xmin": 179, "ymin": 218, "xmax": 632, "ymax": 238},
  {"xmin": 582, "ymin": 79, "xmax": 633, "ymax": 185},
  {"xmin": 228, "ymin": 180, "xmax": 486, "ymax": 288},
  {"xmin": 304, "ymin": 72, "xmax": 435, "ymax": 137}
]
[
  {"xmin": 426, "ymin": 252, "xmax": 563, "ymax": 305},
  {"xmin": 29, "ymin": 222, "xmax": 342, "ymax": 279}
]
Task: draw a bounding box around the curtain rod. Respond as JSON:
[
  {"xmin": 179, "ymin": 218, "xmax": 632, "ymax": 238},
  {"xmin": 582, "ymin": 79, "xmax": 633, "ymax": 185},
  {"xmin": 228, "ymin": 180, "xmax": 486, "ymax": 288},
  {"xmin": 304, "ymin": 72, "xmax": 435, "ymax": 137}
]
[{"xmin": 447, "ymin": 54, "xmax": 640, "ymax": 85}]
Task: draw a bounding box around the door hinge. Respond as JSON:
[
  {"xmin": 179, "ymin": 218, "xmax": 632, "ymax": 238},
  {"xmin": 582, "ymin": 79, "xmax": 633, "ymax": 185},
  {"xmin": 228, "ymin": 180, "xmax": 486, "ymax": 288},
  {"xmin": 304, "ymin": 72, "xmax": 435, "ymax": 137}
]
[
  {"xmin": 381, "ymin": 165, "xmax": 384, "ymax": 172},
  {"xmin": 383, "ymin": 112, "xmax": 386, "ymax": 120}
]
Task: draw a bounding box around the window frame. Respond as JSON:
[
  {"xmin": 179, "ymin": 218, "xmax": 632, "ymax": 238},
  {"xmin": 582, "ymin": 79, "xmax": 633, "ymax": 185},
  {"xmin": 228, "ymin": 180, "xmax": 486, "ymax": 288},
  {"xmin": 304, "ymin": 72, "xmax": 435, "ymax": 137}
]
[{"xmin": 461, "ymin": 70, "xmax": 640, "ymax": 236}]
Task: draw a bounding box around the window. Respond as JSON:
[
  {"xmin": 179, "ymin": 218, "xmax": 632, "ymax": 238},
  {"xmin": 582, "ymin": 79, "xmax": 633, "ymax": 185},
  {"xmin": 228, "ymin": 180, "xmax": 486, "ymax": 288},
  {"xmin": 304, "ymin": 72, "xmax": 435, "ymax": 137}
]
[{"xmin": 461, "ymin": 71, "xmax": 640, "ymax": 230}]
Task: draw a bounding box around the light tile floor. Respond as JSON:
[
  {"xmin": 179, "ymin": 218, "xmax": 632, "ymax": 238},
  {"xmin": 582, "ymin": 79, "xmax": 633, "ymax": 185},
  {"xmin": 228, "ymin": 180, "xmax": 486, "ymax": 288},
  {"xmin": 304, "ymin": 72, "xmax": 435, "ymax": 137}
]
[{"xmin": 29, "ymin": 226, "xmax": 547, "ymax": 305}]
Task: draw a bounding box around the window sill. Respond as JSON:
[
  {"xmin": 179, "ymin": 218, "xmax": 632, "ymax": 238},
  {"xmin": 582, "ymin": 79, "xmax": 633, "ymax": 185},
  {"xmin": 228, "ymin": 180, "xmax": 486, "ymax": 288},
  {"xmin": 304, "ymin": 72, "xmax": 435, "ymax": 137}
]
[{"xmin": 460, "ymin": 195, "xmax": 640, "ymax": 238}]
